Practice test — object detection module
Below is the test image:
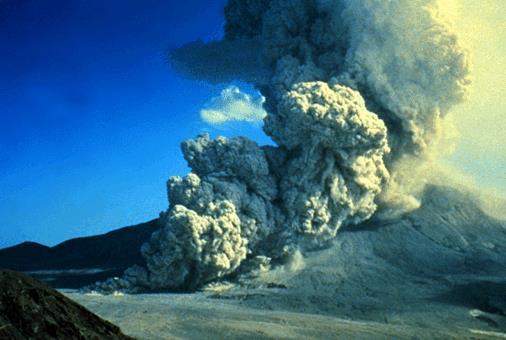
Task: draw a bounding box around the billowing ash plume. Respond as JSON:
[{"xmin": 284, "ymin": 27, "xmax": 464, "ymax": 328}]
[
  {"xmin": 268, "ymin": 81, "xmax": 390, "ymax": 246},
  {"xmin": 92, "ymin": 0, "xmax": 470, "ymax": 292}
]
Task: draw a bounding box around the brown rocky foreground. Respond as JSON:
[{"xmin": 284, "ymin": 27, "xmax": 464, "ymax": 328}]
[{"xmin": 0, "ymin": 270, "xmax": 133, "ymax": 339}]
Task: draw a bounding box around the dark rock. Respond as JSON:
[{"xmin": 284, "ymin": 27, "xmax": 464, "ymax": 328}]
[
  {"xmin": 266, "ymin": 282, "xmax": 287, "ymax": 289},
  {"xmin": 0, "ymin": 270, "xmax": 134, "ymax": 339},
  {"xmin": 0, "ymin": 219, "xmax": 160, "ymax": 288}
]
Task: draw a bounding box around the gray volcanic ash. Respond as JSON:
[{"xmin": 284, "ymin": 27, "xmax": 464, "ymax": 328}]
[{"xmin": 93, "ymin": 0, "xmax": 473, "ymax": 293}]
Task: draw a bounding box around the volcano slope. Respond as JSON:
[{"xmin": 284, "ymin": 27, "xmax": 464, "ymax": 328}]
[
  {"xmin": 217, "ymin": 185, "xmax": 506, "ymax": 326},
  {"xmin": 67, "ymin": 184, "xmax": 506, "ymax": 338}
]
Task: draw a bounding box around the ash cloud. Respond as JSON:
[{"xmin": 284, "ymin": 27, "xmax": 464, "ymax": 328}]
[{"xmin": 92, "ymin": 0, "xmax": 470, "ymax": 292}]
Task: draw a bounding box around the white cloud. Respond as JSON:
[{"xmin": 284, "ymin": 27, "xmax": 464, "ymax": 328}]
[{"xmin": 200, "ymin": 86, "xmax": 267, "ymax": 124}]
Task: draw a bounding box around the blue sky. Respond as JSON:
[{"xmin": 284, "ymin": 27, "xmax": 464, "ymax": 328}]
[
  {"xmin": 0, "ymin": 0, "xmax": 271, "ymax": 248},
  {"xmin": 0, "ymin": 1, "xmax": 504, "ymax": 248}
]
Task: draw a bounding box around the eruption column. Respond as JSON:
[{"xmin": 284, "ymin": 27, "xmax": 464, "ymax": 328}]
[{"xmin": 93, "ymin": 0, "xmax": 470, "ymax": 292}]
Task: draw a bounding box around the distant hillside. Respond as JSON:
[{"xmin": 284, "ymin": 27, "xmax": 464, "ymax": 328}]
[{"xmin": 0, "ymin": 219, "xmax": 159, "ymax": 288}]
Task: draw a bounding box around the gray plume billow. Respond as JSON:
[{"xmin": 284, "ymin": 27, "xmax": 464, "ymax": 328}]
[{"xmin": 91, "ymin": 0, "xmax": 471, "ymax": 292}]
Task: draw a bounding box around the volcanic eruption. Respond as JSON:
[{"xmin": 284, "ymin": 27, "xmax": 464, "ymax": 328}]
[{"xmin": 92, "ymin": 0, "xmax": 471, "ymax": 293}]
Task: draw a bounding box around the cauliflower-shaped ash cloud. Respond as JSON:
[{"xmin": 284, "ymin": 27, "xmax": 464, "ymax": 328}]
[
  {"xmin": 178, "ymin": 0, "xmax": 470, "ymax": 157},
  {"xmin": 200, "ymin": 86, "xmax": 267, "ymax": 124},
  {"xmin": 91, "ymin": 0, "xmax": 470, "ymax": 293},
  {"xmin": 122, "ymin": 82, "xmax": 390, "ymax": 290},
  {"xmin": 142, "ymin": 199, "xmax": 247, "ymax": 290},
  {"xmin": 137, "ymin": 135, "xmax": 279, "ymax": 290},
  {"xmin": 271, "ymin": 81, "xmax": 390, "ymax": 246}
]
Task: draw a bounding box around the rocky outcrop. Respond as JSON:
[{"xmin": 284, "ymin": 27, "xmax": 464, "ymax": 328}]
[{"xmin": 0, "ymin": 270, "xmax": 133, "ymax": 339}]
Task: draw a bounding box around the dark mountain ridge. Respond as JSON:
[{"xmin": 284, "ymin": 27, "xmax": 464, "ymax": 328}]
[{"xmin": 0, "ymin": 219, "xmax": 159, "ymax": 288}]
